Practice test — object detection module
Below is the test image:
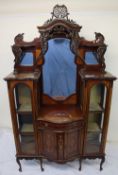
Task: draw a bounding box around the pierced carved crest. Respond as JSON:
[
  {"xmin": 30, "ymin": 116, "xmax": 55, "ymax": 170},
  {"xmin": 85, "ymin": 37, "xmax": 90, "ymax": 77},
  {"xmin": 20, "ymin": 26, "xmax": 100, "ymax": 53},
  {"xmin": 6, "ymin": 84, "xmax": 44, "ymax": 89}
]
[{"xmin": 51, "ymin": 4, "xmax": 69, "ymax": 19}]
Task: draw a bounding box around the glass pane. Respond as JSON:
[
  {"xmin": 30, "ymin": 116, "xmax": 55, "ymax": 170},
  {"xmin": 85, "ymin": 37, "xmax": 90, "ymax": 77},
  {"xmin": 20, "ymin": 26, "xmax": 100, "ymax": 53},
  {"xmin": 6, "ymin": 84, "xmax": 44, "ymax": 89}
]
[
  {"xmin": 89, "ymin": 84, "xmax": 105, "ymax": 111},
  {"xmin": 85, "ymin": 51, "xmax": 98, "ymax": 65},
  {"xmin": 18, "ymin": 114, "xmax": 34, "ymax": 133},
  {"xmin": 20, "ymin": 135, "xmax": 35, "ymax": 154},
  {"xmin": 85, "ymin": 84, "xmax": 107, "ymax": 154},
  {"xmin": 85, "ymin": 113, "xmax": 102, "ymax": 154},
  {"xmin": 43, "ymin": 38, "xmax": 77, "ymax": 99},
  {"xmin": 15, "ymin": 84, "xmax": 32, "ymax": 112},
  {"xmin": 20, "ymin": 52, "xmax": 34, "ymax": 66},
  {"xmin": 14, "ymin": 84, "xmax": 35, "ymax": 154}
]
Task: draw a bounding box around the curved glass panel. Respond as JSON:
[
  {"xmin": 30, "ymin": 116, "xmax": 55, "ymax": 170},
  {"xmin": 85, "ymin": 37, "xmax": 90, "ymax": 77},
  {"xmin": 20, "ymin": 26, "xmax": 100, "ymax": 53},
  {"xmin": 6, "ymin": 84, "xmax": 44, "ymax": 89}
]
[
  {"xmin": 20, "ymin": 52, "xmax": 34, "ymax": 66},
  {"xmin": 14, "ymin": 84, "xmax": 35, "ymax": 154},
  {"xmin": 85, "ymin": 84, "xmax": 107, "ymax": 154},
  {"xmin": 85, "ymin": 51, "xmax": 98, "ymax": 65},
  {"xmin": 43, "ymin": 38, "xmax": 77, "ymax": 98}
]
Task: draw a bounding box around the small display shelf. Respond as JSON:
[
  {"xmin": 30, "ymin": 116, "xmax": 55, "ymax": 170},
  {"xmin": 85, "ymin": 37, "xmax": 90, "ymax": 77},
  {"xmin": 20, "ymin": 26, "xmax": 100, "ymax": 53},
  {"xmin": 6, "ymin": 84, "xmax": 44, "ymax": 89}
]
[
  {"xmin": 89, "ymin": 104, "xmax": 104, "ymax": 112},
  {"xmin": 21, "ymin": 135, "xmax": 35, "ymax": 154},
  {"xmin": 20, "ymin": 124, "xmax": 34, "ymax": 133},
  {"xmin": 17, "ymin": 104, "xmax": 32, "ymax": 113},
  {"xmin": 88, "ymin": 122, "xmax": 101, "ymax": 133},
  {"xmin": 85, "ymin": 141, "xmax": 100, "ymax": 154}
]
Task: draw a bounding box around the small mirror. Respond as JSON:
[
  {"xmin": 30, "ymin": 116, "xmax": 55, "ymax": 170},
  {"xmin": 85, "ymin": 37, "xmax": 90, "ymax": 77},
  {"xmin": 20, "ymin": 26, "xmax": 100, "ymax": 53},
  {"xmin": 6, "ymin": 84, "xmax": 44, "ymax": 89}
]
[
  {"xmin": 85, "ymin": 51, "xmax": 98, "ymax": 65},
  {"xmin": 20, "ymin": 52, "xmax": 34, "ymax": 66},
  {"xmin": 43, "ymin": 38, "xmax": 77, "ymax": 99}
]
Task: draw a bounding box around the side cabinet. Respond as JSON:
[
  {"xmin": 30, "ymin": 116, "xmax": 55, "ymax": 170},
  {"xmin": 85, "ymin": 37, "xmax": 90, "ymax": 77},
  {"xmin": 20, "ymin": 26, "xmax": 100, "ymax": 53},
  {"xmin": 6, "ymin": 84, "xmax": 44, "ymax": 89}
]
[
  {"xmin": 4, "ymin": 73, "xmax": 42, "ymax": 171},
  {"xmin": 80, "ymin": 70, "xmax": 116, "ymax": 170}
]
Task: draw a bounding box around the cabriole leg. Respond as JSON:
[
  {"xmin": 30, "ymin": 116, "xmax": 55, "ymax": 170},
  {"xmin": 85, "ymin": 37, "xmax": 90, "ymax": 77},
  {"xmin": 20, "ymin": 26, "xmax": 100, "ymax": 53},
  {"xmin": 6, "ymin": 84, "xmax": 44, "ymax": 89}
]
[
  {"xmin": 39, "ymin": 158, "xmax": 44, "ymax": 171},
  {"xmin": 16, "ymin": 157, "xmax": 22, "ymax": 172},
  {"xmin": 79, "ymin": 158, "xmax": 82, "ymax": 171},
  {"xmin": 100, "ymin": 156, "xmax": 105, "ymax": 171}
]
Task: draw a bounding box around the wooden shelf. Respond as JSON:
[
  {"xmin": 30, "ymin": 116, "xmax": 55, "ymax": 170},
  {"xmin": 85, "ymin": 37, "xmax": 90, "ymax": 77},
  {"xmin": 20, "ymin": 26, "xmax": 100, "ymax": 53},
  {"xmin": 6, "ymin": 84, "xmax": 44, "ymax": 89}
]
[
  {"xmin": 21, "ymin": 135, "xmax": 35, "ymax": 154},
  {"xmin": 20, "ymin": 124, "xmax": 34, "ymax": 134},
  {"xmin": 87, "ymin": 122, "xmax": 101, "ymax": 133},
  {"xmin": 17, "ymin": 104, "xmax": 32, "ymax": 113},
  {"xmin": 85, "ymin": 142, "xmax": 100, "ymax": 154},
  {"xmin": 89, "ymin": 104, "xmax": 104, "ymax": 112},
  {"xmin": 37, "ymin": 105, "xmax": 83, "ymax": 123}
]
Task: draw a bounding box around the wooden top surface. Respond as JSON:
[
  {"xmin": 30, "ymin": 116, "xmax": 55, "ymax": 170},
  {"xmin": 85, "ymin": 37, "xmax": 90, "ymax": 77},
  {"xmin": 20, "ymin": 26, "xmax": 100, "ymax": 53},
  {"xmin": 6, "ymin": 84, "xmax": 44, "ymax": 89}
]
[
  {"xmin": 37, "ymin": 105, "xmax": 83, "ymax": 124},
  {"xmin": 4, "ymin": 72, "xmax": 41, "ymax": 81},
  {"xmin": 79, "ymin": 70, "xmax": 117, "ymax": 80}
]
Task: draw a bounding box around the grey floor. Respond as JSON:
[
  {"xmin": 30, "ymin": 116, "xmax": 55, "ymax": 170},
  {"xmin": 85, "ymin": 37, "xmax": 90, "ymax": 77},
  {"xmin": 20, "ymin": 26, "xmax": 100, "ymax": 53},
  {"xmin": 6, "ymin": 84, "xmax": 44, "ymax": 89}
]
[{"xmin": 0, "ymin": 128, "xmax": 118, "ymax": 175}]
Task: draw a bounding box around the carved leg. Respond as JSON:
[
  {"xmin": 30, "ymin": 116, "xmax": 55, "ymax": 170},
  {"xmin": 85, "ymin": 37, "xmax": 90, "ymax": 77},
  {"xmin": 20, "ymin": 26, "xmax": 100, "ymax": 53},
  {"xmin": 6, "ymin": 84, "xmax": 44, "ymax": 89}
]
[
  {"xmin": 39, "ymin": 158, "xmax": 44, "ymax": 171},
  {"xmin": 79, "ymin": 158, "xmax": 82, "ymax": 171},
  {"xmin": 100, "ymin": 156, "xmax": 105, "ymax": 171},
  {"xmin": 16, "ymin": 157, "xmax": 22, "ymax": 172}
]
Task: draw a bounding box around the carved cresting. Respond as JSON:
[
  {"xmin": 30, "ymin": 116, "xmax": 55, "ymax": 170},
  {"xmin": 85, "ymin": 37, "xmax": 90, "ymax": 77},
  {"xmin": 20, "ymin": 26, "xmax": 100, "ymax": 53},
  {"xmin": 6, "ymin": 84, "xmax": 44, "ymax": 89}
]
[
  {"xmin": 37, "ymin": 4, "xmax": 82, "ymax": 55},
  {"xmin": 51, "ymin": 4, "xmax": 69, "ymax": 19},
  {"xmin": 11, "ymin": 4, "xmax": 107, "ymax": 72}
]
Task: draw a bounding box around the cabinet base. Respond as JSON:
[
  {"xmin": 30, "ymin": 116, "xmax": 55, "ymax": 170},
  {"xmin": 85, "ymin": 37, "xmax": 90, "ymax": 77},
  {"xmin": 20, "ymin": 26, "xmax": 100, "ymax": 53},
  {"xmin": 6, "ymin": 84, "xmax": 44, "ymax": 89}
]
[
  {"xmin": 16, "ymin": 157, "xmax": 44, "ymax": 172},
  {"xmin": 16, "ymin": 155, "xmax": 105, "ymax": 172},
  {"xmin": 78, "ymin": 155, "xmax": 105, "ymax": 171}
]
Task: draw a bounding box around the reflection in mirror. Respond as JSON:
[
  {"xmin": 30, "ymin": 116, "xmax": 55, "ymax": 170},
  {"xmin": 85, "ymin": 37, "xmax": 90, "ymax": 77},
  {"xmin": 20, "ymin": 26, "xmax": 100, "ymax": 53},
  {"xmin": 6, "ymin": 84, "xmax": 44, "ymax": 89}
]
[
  {"xmin": 85, "ymin": 51, "xmax": 98, "ymax": 65},
  {"xmin": 20, "ymin": 52, "xmax": 34, "ymax": 66},
  {"xmin": 43, "ymin": 38, "xmax": 77, "ymax": 99}
]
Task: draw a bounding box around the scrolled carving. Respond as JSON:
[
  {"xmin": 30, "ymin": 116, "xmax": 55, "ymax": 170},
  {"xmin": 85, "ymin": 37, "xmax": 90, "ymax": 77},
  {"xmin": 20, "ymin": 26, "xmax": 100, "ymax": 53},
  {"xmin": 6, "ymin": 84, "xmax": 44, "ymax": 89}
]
[
  {"xmin": 97, "ymin": 46, "xmax": 107, "ymax": 69},
  {"xmin": 52, "ymin": 4, "xmax": 69, "ymax": 19},
  {"xmin": 39, "ymin": 31, "xmax": 49, "ymax": 55},
  {"xmin": 93, "ymin": 32, "xmax": 105, "ymax": 45},
  {"xmin": 14, "ymin": 33, "xmax": 24, "ymax": 45},
  {"xmin": 39, "ymin": 24, "xmax": 80, "ymax": 55},
  {"xmin": 43, "ymin": 4, "xmax": 81, "ymax": 29},
  {"xmin": 12, "ymin": 45, "xmax": 23, "ymax": 65}
]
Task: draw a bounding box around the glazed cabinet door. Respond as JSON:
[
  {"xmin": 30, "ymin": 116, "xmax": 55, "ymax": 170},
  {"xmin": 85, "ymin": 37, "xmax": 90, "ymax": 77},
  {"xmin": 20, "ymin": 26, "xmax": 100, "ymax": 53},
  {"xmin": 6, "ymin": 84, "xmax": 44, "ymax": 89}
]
[
  {"xmin": 84, "ymin": 83, "xmax": 107, "ymax": 155},
  {"xmin": 8, "ymin": 82, "xmax": 37, "ymax": 155}
]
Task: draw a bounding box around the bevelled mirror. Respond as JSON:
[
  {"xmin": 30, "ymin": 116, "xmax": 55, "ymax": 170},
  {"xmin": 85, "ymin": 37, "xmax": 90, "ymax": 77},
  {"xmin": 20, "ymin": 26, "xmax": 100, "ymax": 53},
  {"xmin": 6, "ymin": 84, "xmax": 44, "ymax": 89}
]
[{"xmin": 42, "ymin": 38, "xmax": 77, "ymax": 100}]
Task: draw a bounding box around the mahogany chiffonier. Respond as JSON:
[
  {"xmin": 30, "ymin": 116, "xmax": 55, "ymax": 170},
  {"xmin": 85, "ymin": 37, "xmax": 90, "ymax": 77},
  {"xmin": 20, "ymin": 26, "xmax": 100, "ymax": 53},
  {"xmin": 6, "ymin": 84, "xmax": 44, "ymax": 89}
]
[{"xmin": 4, "ymin": 4, "xmax": 116, "ymax": 172}]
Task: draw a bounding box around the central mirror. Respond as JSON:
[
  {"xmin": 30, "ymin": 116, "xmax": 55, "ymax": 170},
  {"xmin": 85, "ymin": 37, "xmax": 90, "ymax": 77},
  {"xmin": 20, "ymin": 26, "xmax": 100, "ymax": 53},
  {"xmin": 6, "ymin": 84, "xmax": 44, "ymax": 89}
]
[{"xmin": 42, "ymin": 38, "xmax": 77, "ymax": 100}]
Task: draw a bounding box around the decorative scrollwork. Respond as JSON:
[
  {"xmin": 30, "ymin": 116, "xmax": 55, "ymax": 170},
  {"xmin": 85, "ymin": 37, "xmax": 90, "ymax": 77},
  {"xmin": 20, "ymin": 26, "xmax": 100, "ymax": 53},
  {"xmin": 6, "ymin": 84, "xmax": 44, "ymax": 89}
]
[
  {"xmin": 37, "ymin": 5, "xmax": 82, "ymax": 56},
  {"xmin": 39, "ymin": 24, "xmax": 80, "ymax": 55},
  {"xmin": 97, "ymin": 46, "xmax": 107, "ymax": 69},
  {"xmin": 12, "ymin": 45, "xmax": 23, "ymax": 65},
  {"xmin": 94, "ymin": 32, "xmax": 105, "ymax": 44},
  {"xmin": 14, "ymin": 33, "xmax": 24, "ymax": 45},
  {"xmin": 52, "ymin": 4, "xmax": 69, "ymax": 19},
  {"xmin": 44, "ymin": 4, "xmax": 80, "ymax": 26}
]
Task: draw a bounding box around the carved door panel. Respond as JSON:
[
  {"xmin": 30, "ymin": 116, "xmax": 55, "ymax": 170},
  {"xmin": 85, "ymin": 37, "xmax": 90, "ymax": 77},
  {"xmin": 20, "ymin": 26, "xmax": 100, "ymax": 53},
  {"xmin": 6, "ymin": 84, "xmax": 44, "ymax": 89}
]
[
  {"xmin": 38, "ymin": 123, "xmax": 82, "ymax": 162},
  {"xmin": 39, "ymin": 128, "xmax": 57, "ymax": 160},
  {"xmin": 64, "ymin": 128, "xmax": 81, "ymax": 159}
]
